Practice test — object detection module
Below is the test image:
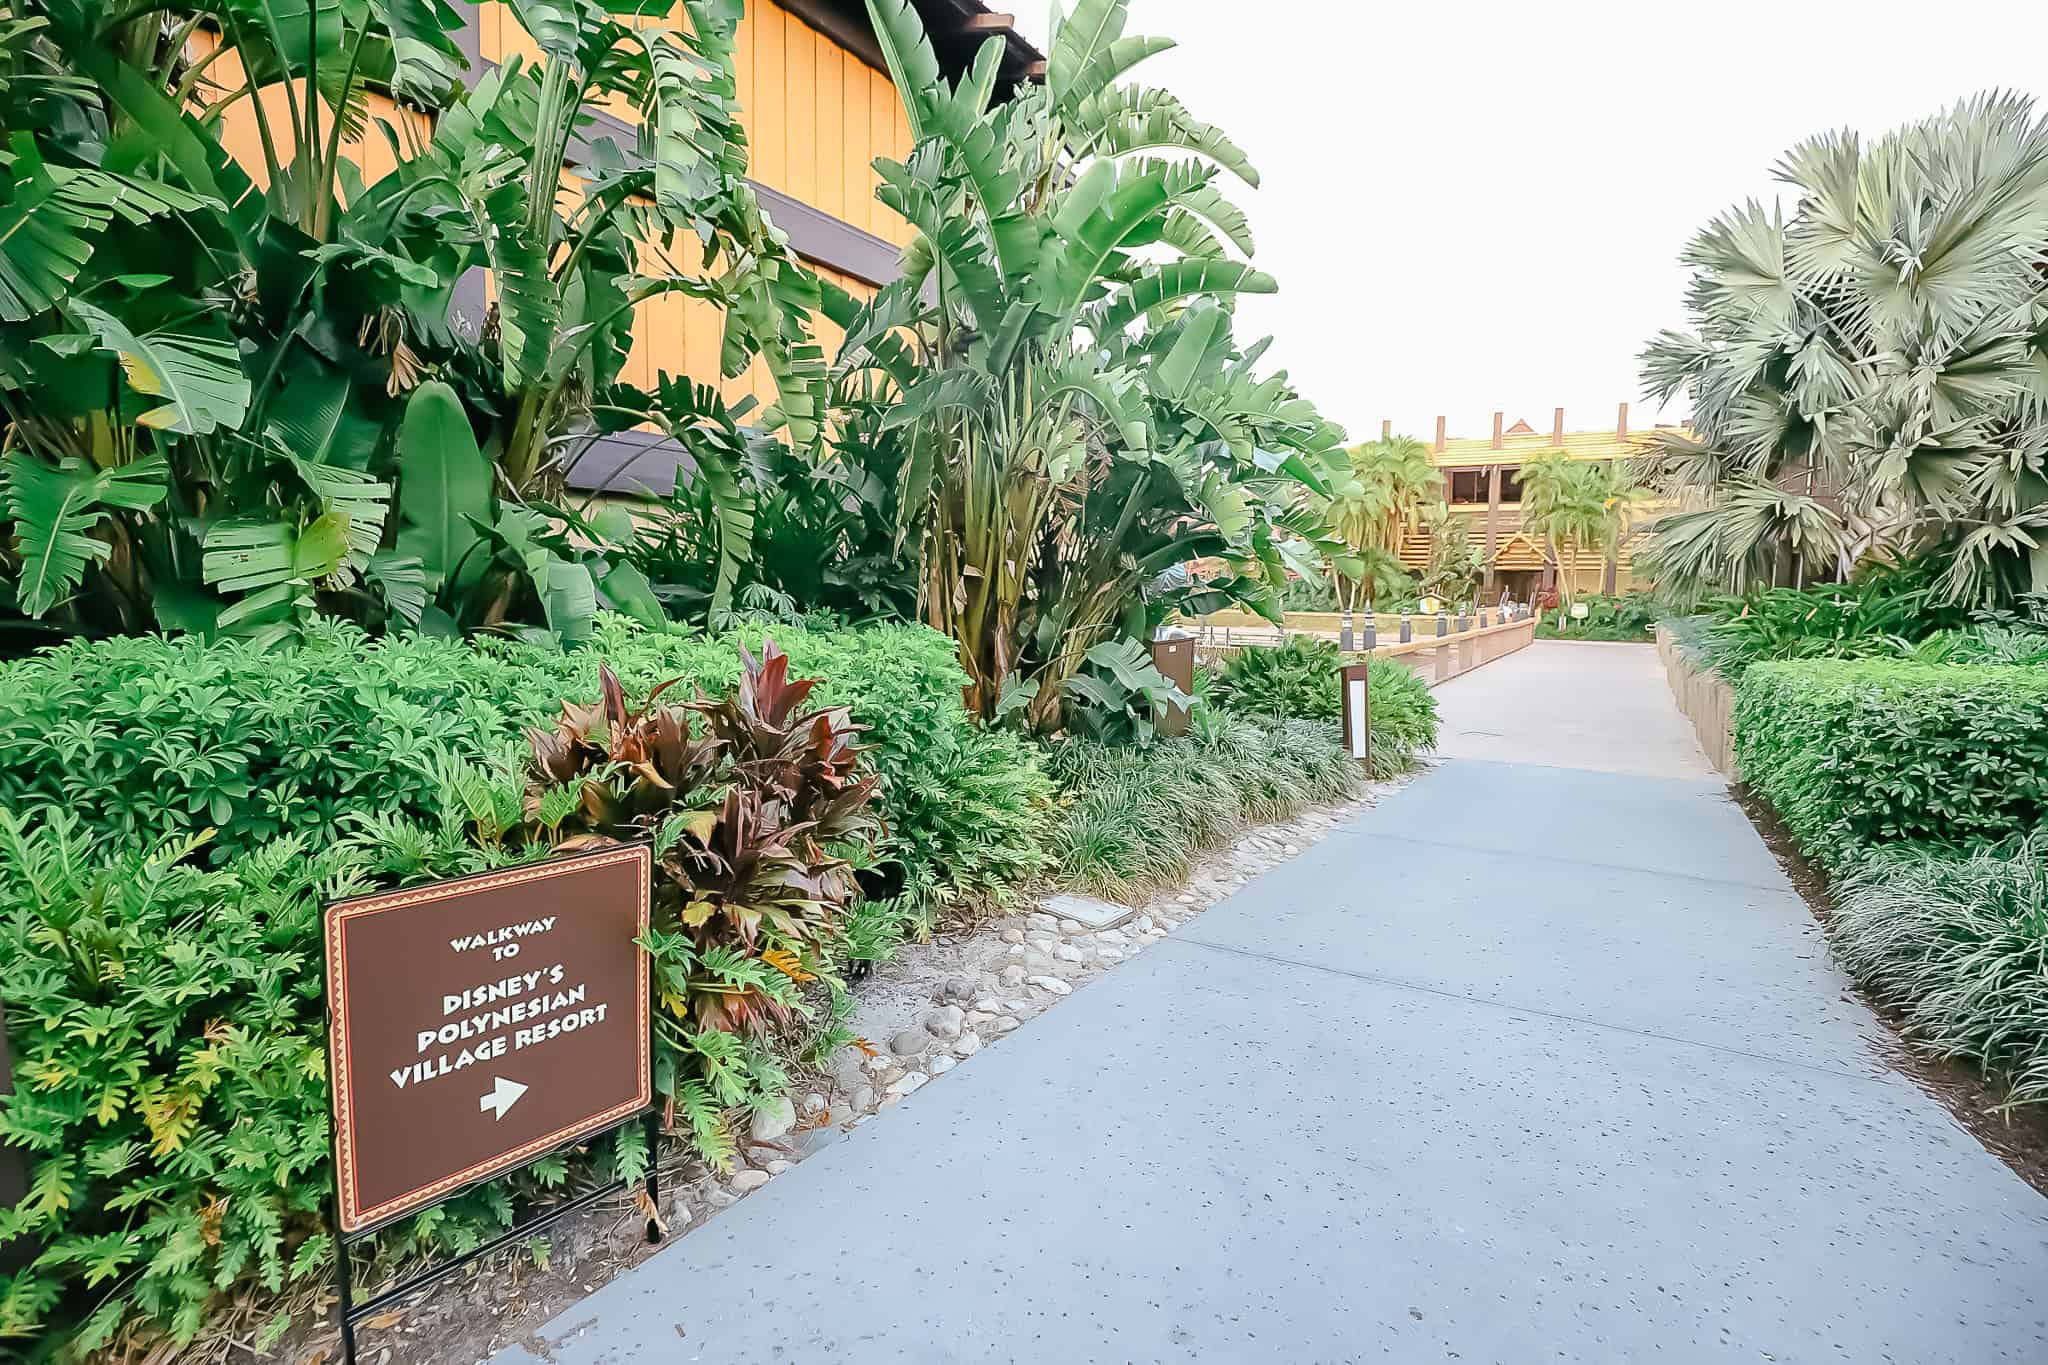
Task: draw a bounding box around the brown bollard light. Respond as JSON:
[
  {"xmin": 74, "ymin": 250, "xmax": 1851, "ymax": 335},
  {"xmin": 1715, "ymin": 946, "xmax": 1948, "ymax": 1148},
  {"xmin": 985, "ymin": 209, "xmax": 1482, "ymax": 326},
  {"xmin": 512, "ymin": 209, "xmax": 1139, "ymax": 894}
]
[
  {"xmin": 1340, "ymin": 660, "xmax": 1372, "ymax": 765},
  {"xmin": 1151, "ymin": 631, "xmax": 1195, "ymax": 738}
]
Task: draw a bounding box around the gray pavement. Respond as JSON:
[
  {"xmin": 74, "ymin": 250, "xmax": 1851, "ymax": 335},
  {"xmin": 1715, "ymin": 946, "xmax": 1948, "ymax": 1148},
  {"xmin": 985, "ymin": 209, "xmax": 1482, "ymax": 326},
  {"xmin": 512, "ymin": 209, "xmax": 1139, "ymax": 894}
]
[{"xmin": 491, "ymin": 642, "xmax": 2048, "ymax": 1365}]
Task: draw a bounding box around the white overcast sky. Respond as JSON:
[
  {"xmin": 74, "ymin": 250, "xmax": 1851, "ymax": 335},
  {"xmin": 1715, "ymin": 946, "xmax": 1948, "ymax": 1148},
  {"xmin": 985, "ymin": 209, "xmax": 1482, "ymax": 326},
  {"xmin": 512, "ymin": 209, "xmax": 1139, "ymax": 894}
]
[{"xmin": 1009, "ymin": 2, "xmax": 2048, "ymax": 445}]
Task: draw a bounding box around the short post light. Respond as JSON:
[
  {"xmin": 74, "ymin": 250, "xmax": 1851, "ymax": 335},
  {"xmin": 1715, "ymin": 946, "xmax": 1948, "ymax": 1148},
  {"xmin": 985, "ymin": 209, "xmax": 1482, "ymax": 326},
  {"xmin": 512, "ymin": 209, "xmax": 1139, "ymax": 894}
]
[
  {"xmin": 1399, "ymin": 612, "xmax": 1412, "ymax": 644},
  {"xmin": 1340, "ymin": 659, "xmax": 1372, "ymax": 765}
]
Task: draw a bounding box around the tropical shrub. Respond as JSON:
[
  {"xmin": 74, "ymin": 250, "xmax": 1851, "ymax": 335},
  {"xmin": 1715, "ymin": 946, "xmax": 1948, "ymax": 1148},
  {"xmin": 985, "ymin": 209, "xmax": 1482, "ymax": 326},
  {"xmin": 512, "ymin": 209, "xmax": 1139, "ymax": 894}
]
[
  {"xmin": 0, "ymin": 821, "xmax": 354, "ymax": 1355},
  {"xmin": 0, "ymin": 642, "xmax": 903, "ymax": 1355},
  {"xmin": 1210, "ymin": 637, "xmax": 1345, "ymax": 720},
  {"xmin": 1358, "ymin": 658, "xmax": 1439, "ymax": 776},
  {"xmin": 1040, "ymin": 713, "xmax": 1363, "ymax": 898},
  {"xmin": 1833, "ymin": 834, "xmax": 2048, "ymax": 1109},
  {"xmin": 1207, "ymin": 640, "xmax": 1438, "ymax": 775},
  {"xmin": 1696, "ymin": 566, "xmax": 1970, "ymax": 677},
  {"xmin": 1638, "ymin": 93, "xmax": 2048, "ymax": 607},
  {"xmin": 831, "ymin": 0, "xmax": 1351, "ymax": 731},
  {"xmin": 0, "ymin": 614, "xmax": 1045, "ymax": 904},
  {"xmin": 0, "ymin": 0, "xmax": 822, "ymax": 647},
  {"xmin": 1734, "ymin": 659, "xmax": 2048, "ymax": 864},
  {"xmin": 1536, "ymin": 592, "xmax": 1659, "ymax": 641}
]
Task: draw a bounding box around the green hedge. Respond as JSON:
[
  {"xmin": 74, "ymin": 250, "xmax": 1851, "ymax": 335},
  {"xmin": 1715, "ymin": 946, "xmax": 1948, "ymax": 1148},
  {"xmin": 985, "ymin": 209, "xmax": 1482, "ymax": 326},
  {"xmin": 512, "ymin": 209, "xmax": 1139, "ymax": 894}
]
[
  {"xmin": 1534, "ymin": 593, "xmax": 1659, "ymax": 642},
  {"xmin": 0, "ymin": 614, "xmax": 1049, "ymax": 902},
  {"xmin": 0, "ymin": 616, "xmax": 1050, "ymax": 1354},
  {"xmin": 1734, "ymin": 659, "xmax": 2048, "ymax": 863}
]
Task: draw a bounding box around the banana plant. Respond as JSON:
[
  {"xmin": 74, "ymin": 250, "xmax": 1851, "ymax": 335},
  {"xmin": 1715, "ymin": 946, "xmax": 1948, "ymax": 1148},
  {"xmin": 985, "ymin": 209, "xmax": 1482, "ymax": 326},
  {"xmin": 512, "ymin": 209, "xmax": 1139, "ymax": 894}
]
[
  {"xmin": 837, "ymin": 0, "xmax": 1350, "ymax": 729},
  {"xmin": 0, "ymin": 0, "xmax": 818, "ymax": 646}
]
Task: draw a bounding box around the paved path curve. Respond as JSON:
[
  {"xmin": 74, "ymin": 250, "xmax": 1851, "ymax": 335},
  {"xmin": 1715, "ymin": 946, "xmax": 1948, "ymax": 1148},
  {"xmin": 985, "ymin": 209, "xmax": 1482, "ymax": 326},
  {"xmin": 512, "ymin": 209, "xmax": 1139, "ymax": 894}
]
[{"xmin": 494, "ymin": 641, "xmax": 2048, "ymax": 1364}]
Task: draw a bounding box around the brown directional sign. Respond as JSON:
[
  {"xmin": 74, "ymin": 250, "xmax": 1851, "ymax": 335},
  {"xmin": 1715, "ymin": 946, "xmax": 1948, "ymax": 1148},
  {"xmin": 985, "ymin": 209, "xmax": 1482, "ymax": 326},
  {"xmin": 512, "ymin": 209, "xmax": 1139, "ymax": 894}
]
[{"xmin": 325, "ymin": 845, "xmax": 652, "ymax": 1234}]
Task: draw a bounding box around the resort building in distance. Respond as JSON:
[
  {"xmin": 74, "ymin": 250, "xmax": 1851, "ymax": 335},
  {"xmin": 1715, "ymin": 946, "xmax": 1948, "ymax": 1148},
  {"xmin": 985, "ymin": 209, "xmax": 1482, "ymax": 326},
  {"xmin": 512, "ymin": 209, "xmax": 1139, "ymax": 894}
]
[{"xmin": 1392, "ymin": 404, "xmax": 1679, "ymax": 601}]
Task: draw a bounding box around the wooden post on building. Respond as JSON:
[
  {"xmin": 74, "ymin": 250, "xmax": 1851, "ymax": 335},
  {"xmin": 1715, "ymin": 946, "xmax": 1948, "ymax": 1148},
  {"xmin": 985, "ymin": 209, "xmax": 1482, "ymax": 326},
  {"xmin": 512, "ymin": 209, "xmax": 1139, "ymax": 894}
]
[
  {"xmin": 1490, "ymin": 411, "xmax": 1504, "ymax": 450},
  {"xmin": 1552, "ymin": 406, "xmax": 1565, "ymax": 446},
  {"xmin": 1482, "ymin": 463, "xmax": 1503, "ymax": 592},
  {"xmin": 1380, "ymin": 418, "xmax": 1392, "ymax": 441},
  {"xmin": 1433, "ymin": 415, "xmax": 1446, "ymax": 453}
]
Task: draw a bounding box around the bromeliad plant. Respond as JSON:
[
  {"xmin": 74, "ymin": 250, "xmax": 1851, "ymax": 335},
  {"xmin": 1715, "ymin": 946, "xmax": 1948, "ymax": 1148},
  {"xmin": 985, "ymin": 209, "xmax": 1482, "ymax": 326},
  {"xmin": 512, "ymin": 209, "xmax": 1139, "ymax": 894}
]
[
  {"xmin": 830, "ymin": 0, "xmax": 1351, "ymax": 732},
  {"xmin": 522, "ymin": 641, "xmax": 880, "ymax": 1150}
]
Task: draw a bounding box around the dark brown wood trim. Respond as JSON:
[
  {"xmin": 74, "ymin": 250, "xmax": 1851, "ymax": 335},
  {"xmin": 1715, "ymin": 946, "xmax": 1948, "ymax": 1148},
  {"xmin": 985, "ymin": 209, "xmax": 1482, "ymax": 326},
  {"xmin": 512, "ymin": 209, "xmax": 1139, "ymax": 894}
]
[
  {"xmin": 779, "ymin": 0, "xmax": 889, "ymax": 73},
  {"xmin": 563, "ymin": 428, "xmax": 698, "ymax": 497},
  {"xmin": 749, "ymin": 180, "xmax": 901, "ymax": 286}
]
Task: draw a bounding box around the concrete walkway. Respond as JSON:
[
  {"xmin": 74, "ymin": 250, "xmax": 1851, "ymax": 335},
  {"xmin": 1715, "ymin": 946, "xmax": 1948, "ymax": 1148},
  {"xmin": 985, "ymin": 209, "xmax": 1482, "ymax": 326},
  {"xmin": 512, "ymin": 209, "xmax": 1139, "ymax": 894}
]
[{"xmin": 493, "ymin": 642, "xmax": 2048, "ymax": 1364}]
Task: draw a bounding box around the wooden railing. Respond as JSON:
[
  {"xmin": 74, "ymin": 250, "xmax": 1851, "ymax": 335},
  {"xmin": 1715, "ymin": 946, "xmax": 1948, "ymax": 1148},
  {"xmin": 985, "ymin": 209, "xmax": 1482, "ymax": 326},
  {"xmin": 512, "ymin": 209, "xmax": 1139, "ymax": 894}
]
[{"xmin": 1188, "ymin": 610, "xmax": 1538, "ymax": 688}]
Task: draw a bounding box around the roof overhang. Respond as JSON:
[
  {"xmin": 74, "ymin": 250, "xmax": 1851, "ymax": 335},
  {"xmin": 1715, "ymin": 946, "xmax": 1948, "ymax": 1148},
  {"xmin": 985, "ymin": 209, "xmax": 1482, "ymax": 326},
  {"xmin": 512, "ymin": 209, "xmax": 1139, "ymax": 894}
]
[{"xmin": 781, "ymin": 0, "xmax": 1045, "ymax": 89}]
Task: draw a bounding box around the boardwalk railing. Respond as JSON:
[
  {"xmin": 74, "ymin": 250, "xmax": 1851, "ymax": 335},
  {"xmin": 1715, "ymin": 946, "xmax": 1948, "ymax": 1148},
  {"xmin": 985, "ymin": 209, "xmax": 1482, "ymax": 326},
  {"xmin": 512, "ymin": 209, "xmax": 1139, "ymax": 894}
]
[{"xmin": 1189, "ymin": 609, "xmax": 1537, "ymax": 688}]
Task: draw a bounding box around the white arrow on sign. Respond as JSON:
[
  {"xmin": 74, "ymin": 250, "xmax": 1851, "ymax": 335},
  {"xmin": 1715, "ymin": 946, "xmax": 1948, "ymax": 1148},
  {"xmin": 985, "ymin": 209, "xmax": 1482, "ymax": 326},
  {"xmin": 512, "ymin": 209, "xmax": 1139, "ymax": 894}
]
[{"xmin": 479, "ymin": 1076, "xmax": 529, "ymax": 1121}]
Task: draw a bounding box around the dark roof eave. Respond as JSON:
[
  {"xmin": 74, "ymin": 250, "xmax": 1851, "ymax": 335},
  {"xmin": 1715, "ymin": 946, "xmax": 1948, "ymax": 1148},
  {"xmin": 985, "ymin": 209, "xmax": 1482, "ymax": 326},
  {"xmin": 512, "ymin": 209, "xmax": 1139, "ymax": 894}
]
[{"xmin": 780, "ymin": 0, "xmax": 1044, "ymax": 90}]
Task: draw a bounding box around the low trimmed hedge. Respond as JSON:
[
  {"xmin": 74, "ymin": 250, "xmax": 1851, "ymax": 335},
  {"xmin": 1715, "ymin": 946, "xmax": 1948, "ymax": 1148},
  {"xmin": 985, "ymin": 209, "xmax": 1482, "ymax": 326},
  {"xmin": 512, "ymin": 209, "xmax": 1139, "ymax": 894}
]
[
  {"xmin": 0, "ymin": 614, "xmax": 1050, "ymax": 903},
  {"xmin": 1734, "ymin": 659, "xmax": 2048, "ymax": 864}
]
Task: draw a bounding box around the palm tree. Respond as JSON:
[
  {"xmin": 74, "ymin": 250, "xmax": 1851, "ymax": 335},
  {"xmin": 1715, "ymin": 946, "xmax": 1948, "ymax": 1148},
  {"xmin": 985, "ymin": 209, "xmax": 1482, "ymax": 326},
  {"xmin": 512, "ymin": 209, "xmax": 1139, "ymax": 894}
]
[
  {"xmin": 1521, "ymin": 455, "xmax": 1642, "ymax": 607},
  {"xmin": 1323, "ymin": 435, "xmax": 1437, "ymax": 612},
  {"xmin": 1638, "ymin": 92, "xmax": 2048, "ymax": 607}
]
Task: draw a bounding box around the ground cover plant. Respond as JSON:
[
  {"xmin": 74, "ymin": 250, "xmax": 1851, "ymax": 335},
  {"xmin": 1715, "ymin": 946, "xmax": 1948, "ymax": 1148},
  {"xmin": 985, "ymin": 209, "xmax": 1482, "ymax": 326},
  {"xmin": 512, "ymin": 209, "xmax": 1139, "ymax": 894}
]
[
  {"xmin": 1834, "ymin": 834, "xmax": 2048, "ymax": 1109},
  {"xmin": 1040, "ymin": 712, "xmax": 1365, "ymax": 899}
]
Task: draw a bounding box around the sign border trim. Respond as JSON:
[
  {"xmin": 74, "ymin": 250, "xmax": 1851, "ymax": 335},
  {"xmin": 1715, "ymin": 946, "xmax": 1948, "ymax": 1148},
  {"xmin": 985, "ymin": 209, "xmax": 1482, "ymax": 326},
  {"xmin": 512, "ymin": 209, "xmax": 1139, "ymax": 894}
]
[{"xmin": 325, "ymin": 844, "xmax": 653, "ymax": 1235}]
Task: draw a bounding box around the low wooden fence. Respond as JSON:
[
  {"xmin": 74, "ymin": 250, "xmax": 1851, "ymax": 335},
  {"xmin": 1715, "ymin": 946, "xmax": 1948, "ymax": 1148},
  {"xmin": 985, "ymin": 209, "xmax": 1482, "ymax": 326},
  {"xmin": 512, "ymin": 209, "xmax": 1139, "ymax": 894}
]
[
  {"xmin": 1655, "ymin": 625, "xmax": 1737, "ymax": 777},
  {"xmin": 1191, "ymin": 610, "xmax": 1537, "ymax": 689}
]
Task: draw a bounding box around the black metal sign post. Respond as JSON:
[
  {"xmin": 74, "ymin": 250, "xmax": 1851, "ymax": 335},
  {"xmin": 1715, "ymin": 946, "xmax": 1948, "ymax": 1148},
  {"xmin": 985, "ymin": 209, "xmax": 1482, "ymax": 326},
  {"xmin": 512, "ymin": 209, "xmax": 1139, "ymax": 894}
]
[{"xmin": 322, "ymin": 845, "xmax": 664, "ymax": 1365}]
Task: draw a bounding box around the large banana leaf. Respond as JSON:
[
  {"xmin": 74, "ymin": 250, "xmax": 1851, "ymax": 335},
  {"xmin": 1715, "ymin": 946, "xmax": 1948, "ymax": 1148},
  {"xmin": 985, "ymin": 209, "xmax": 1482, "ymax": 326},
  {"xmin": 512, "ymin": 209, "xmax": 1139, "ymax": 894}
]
[
  {"xmin": 203, "ymin": 513, "xmax": 353, "ymax": 623},
  {"xmin": 1079, "ymin": 85, "xmax": 1260, "ymax": 188},
  {"xmin": 67, "ymin": 301, "xmax": 252, "ymax": 436},
  {"xmin": 1093, "ymin": 259, "xmax": 1276, "ymax": 337},
  {"xmin": 0, "ymin": 453, "xmax": 168, "ymax": 617},
  {"xmin": 394, "ymin": 380, "xmax": 491, "ymax": 589},
  {"xmin": 863, "ymin": 0, "xmax": 944, "ymax": 142}
]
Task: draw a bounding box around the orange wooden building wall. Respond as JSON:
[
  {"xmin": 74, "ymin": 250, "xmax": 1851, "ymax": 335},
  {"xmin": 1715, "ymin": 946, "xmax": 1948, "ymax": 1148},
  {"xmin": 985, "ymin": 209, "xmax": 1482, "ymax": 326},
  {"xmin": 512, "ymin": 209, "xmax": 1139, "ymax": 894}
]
[{"xmin": 197, "ymin": 0, "xmax": 913, "ymax": 412}]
